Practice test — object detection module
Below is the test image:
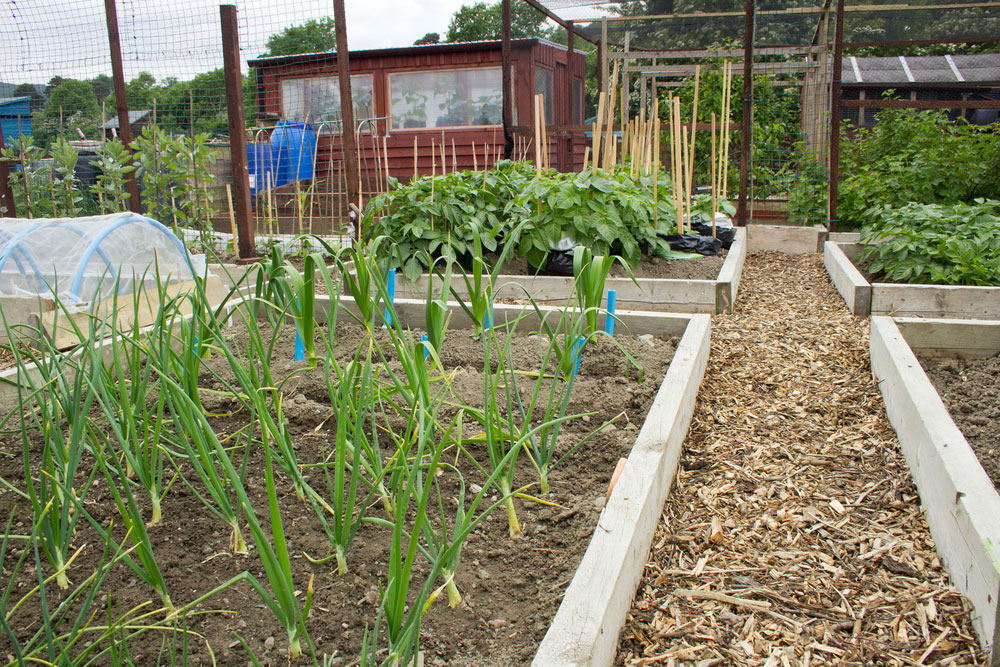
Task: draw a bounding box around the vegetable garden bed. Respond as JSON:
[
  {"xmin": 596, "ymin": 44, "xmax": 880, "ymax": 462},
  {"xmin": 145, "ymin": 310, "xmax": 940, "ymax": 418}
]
[
  {"xmin": 746, "ymin": 223, "xmax": 828, "ymax": 254},
  {"xmin": 372, "ymin": 229, "xmax": 745, "ymax": 315},
  {"xmin": 825, "ymin": 241, "xmax": 1000, "ymax": 319},
  {"xmin": 0, "ymin": 258, "xmax": 709, "ymax": 666},
  {"xmin": 869, "ymin": 316, "xmax": 1000, "ymax": 662}
]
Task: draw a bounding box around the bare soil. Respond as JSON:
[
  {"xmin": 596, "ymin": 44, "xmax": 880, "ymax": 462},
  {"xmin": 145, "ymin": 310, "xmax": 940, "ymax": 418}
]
[
  {"xmin": 0, "ymin": 318, "xmax": 677, "ymax": 666},
  {"xmin": 920, "ymin": 353, "xmax": 1000, "ymax": 492}
]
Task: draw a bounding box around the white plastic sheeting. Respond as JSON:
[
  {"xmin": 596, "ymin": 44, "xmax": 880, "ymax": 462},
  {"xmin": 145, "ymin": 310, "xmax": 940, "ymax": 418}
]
[{"xmin": 0, "ymin": 212, "xmax": 197, "ymax": 304}]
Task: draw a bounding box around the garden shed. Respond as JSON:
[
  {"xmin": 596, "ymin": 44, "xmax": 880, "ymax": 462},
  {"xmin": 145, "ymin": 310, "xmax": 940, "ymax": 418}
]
[
  {"xmin": 841, "ymin": 53, "xmax": 1000, "ymax": 127},
  {"xmin": 0, "ymin": 97, "xmax": 31, "ymax": 144},
  {"xmin": 248, "ymin": 38, "xmax": 588, "ymax": 188}
]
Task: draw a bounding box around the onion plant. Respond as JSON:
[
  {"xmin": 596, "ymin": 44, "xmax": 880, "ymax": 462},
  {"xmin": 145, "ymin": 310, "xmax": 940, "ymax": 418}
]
[
  {"xmin": 7, "ymin": 308, "xmax": 101, "ymax": 590},
  {"xmin": 572, "ymin": 245, "xmax": 633, "ymax": 335}
]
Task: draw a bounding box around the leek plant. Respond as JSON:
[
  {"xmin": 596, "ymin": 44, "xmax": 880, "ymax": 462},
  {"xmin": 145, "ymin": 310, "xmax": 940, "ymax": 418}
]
[
  {"xmin": 8, "ymin": 313, "xmax": 101, "ymax": 589},
  {"xmin": 572, "ymin": 245, "xmax": 633, "ymax": 335}
]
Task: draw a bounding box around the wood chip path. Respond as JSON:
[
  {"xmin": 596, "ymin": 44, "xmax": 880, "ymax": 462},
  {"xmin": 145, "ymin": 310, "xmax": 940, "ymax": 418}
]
[{"xmin": 616, "ymin": 251, "xmax": 988, "ymax": 666}]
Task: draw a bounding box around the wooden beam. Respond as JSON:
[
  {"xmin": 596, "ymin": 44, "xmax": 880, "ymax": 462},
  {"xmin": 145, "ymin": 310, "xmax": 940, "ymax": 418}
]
[
  {"xmin": 0, "ymin": 123, "xmax": 15, "ymax": 217},
  {"xmin": 220, "ymin": 5, "xmax": 256, "ymax": 260},
  {"xmin": 609, "ymin": 46, "xmax": 821, "ymax": 59},
  {"xmin": 103, "ymin": 0, "xmax": 141, "ymax": 214},
  {"xmin": 333, "ymin": 0, "xmax": 360, "ymax": 240},
  {"xmin": 502, "ymin": 0, "xmax": 514, "ymax": 159},
  {"xmin": 842, "ymin": 98, "xmax": 1000, "ymax": 109},
  {"xmin": 828, "ymin": 0, "xmax": 846, "ymax": 232},
  {"xmin": 516, "ymin": 0, "xmax": 599, "ymax": 44},
  {"xmin": 735, "ymin": 0, "xmax": 754, "ymax": 227}
]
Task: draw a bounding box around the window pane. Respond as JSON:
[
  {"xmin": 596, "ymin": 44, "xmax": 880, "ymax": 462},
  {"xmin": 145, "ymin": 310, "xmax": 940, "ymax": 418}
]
[
  {"xmin": 535, "ymin": 68, "xmax": 554, "ymax": 125},
  {"xmin": 573, "ymin": 79, "xmax": 583, "ymax": 124},
  {"xmin": 281, "ymin": 74, "xmax": 374, "ymax": 125},
  {"xmin": 390, "ymin": 68, "xmax": 502, "ymax": 129}
]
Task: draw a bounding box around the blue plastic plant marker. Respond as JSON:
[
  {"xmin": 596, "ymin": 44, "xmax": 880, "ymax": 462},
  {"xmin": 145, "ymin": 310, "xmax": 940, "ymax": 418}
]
[
  {"xmin": 384, "ymin": 268, "xmax": 396, "ymax": 327},
  {"xmin": 294, "ymin": 331, "xmax": 305, "ymax": 361},
  {"xmin": 421, "ymin": 333, "xmax": 429, "ymax": 360},
  {"xmin": 484, "ymin": 300, "xmax": 493, "ymax": 330},
  {"xmin": 605, "ymin": 289, "xmax": 617, "ymax": 336},
  {"xmin": 571, "ymin": 335, "xmax": 585, "ymax": 376}
]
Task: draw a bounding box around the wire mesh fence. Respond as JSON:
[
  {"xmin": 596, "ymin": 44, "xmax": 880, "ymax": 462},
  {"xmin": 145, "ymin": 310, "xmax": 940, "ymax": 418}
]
[{"xmin": 0, "ymin": 0, "xmax": 367, "ymax": 239}]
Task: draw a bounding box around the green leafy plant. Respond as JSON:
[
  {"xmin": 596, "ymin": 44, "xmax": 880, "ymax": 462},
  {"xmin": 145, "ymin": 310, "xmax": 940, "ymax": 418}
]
[
  {"xmin": 90, "ymin": 139, "xmax": 135, "ymax": 213},
  {"xmin": 857, "ymin": 199, "xmax": 1000, "ymax": 285},
  {"xmin": 51, "ymin": 137, "xmax": 82, "ymax": 217}
]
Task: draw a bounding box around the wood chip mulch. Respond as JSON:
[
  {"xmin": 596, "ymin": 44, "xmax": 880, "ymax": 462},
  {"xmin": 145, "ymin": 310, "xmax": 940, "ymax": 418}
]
[{"xmin": 616, "ymin": 251, "xmax": 988, "ymax": 667}]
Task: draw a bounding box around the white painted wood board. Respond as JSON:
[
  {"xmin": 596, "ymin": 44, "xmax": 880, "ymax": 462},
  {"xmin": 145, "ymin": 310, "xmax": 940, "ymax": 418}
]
[
  {"xmin": 747, "ymin": 224, "xmax": 827, "ymax": 254},
  {"xmin": 870, "ymin": 316, "xmax": 1000, "ymax": 663},
  {"xmin": 894, "ymin": 317, "xmax": 1000, "ymax": 358},
  {"xmin": 531, "ymin": 315, "xmax": 711, "ymax": 667},
  {"xmin": 824, "ymin": 241, "xmax": 871, "ymax": 316}
]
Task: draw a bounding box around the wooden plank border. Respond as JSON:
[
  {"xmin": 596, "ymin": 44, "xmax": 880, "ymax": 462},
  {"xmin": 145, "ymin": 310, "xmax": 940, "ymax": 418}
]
[
  {"xmin": 373, "ymin": 229, "xmax": 746, "ymax": 315},
  {"xmin": 825, "ymin": 242, "xmax": 1000, "ymax": 320},
  {"xmin": 824, "ymin": 240, "xmax": 871, "ymax": 316},
  {"xmin": 869, "ymin": 316, "xmax": 1000, "ymax": 663},
  {"xmin": 747, "ymin": 224, "xmax": 828, "ymax": 254},
  {"xmin": 532, "ymin": 314, "xmax": 711, "ymax": 666}
]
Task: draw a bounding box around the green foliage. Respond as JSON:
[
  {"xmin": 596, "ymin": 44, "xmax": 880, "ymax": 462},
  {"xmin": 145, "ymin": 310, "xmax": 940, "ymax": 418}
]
[
  {"xmin": 51, "ymin": 137, "xmax": 82, "ymax": 217},
  {"xmin": 263, "ymin": 17, "xmax": 336, "ymax": 57},
  {"xmin": 90, "ymin": 139, "xmax": 135, "ymax": 214},
  {"xmin": 365, "ymin": 161, "xmax": 684, "ymax": 280},
  {"xmin": 445, "ymin": 1, "xmax": 549, "ymax": 42},
  {"xmin": 782, "ymin": 144, "xmax": 829, "ymax": 225},
  {"xmin": 414, "ymin": 32, "xmax": 441, "ymax": 45},
  {"xmin": 839, "ymin": 105, "xmax": 1000, "ymax": 229},
  {"xmin": 0, "ymin": 135, "xmax": 48, "ymax": 217},
  {"xmin": 857, "ymin": 199, "xmax": 1000, "ymax": 285}
]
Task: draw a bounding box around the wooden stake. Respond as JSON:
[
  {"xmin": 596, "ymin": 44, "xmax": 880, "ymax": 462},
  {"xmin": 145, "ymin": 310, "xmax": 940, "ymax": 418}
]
[
  {"xmin": 295, "ymin": 180, "xmax": 304, "ymax": 236},
  {"xmin": 582, "ymin": 145, "xmax": 590, "ymax": 172},
  {"xmin": 722, "ymin": 61, "xmax": 732, "ymax": 200},
  {"xmin": 452, "ymin": 138, "xmax": 457, "ymax": 173},
  {"xmin": 673, "ymin": 97, "xmax": 684, "ymax": 234},
  {"xmin": 472, "ymin": 141, "xmax": 478, "ymax": 171},
  {"xmin": 430, "ymin": 139, "xmax": 436, "ymax": 230},
  {"xmin": 604, "ymin": 60, "xmax": 620, "ymax": 173},
  {"xmin": 711, "ymin": 112, "xmax": 718, "ymax": 238},
  {"xmin": 534, "ymin": 94, "xmax": 543, "ymax": 178},
  {"xmin": 590, "ymin": 99, "xmax": 603, "ymax": 174},
  {"xmin": 688, "ymin": 64, "xmax": 701, "ymax": 202},
  {"xmin": 682, "ymin": 125, "xmax": 692, "ymax": 231},
  {"xmin": 383, "ymin": 135, "xmax": 390, "ymax": 186},
  {"xmin": 226, "ymin": 183, "xmax": 238, "ymax": 241},
  {"xmin": 413, "ymin": 136, "xmax": 419, "ymax": 181}
]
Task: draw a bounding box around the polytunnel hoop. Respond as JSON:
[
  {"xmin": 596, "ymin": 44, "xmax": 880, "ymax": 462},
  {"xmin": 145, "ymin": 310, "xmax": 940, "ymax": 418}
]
[
  {"xmin": 0, "ymin": 222, "xmax": 120, "ymax": 298},
  {"xmin": 68, "ymin": 214, "xmax": 195, "ymax": 300}
]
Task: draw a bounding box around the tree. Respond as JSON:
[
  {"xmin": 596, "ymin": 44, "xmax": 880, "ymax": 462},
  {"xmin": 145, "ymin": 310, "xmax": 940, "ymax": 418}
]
[
  {"xmin": 11, "ymin": 83, "xmax": 45, "ymax": 113},
  {"xmin": 414, "ymin": 32, "xmax": 441, "ymax": 45},
  {"xmin": 445, "ymin": 1, "xmax": 549, "ymax": 42},
  {"xmin": 36, "ymin": 79, "xmax": 100, "ymax": 147},
  {"xmin": 89, "ymin": 75, "xmax": 113, "ymax": 108},
  {"xmin": 263, "ymin": 17, "xmax": 336, "ymax": 57}
]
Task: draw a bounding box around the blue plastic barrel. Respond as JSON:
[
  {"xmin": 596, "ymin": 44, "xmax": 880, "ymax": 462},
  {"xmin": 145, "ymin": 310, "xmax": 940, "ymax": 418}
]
[{"xmin": 270, "ymin": 121, "xmax": 316, "ymax": 189}]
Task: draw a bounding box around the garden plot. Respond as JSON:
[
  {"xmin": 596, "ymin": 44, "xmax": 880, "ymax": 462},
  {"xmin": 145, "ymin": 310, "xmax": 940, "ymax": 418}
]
[
  {"xmin": 870, "ymin": 316, "xmax": 1000, "ymax": 661},
  {"xmin": 825, "ymin": 240, "xmax": 1000, "ymax": 319},
  {"xmin": 375, "ymin": 228, "xmax": 745, "ymax": 315},
  {"xmin": 0, "ymin": 253, "xmax": 709, "ymax": 666}
]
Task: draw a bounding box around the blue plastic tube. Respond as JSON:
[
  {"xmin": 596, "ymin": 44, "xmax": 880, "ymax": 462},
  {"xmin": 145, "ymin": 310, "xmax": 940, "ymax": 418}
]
[
  {"xmin": 571, "ymin": 335, "xmax": 585, "ymax": 376},
  {"xmin": 384, "ymin": 268, "xmax": 396, "ymax": 327},
  {"xmin": 604, "ymin": 289, "xmax": 617, "ymax": 336}
]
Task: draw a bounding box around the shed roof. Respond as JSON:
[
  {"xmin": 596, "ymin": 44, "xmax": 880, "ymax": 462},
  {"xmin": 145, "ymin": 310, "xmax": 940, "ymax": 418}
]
[
  {"xmin": 102, "ymin": 109, "xmax": 152, "ymax": 129},
  {"xmin": 248, "ymin": 38, "xmax": 583, "ymax": 68},
  {"xmin": 842, "ymin": 53, "xmax": 1000, "ymax": 86},
  {"xmin": 0, "ymin": 96, "xmax": 30, "ymax": 109}
]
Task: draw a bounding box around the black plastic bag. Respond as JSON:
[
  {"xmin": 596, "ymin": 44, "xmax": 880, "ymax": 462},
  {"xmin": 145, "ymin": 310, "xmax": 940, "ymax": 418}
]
[
  {"xmin": 690, "ymin": 221, "xmax": 736, "ymax": 249},
  {"xmin": 660, "ymin": 232, "xmax": 722, "ymax": 256},
  {"xmin": 530, "ymin": 249, "xmax": 575, "ymax": 276}
]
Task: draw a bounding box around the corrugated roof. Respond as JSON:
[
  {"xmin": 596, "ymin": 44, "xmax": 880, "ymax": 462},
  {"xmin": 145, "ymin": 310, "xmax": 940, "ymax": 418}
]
[
  {"xmin": 842, "ymin": 53, "xmax": 1000, "ymax": 85},
  {"xmin": 0, "ymin": 96, "xmax": 30, "ymax": 107},
  {"xmin": 102, "ymin": 109, "xmax": 152, "ymax": 129}
]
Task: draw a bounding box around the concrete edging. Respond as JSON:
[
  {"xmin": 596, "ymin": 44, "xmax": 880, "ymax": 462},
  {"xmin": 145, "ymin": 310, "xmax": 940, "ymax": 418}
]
[
  {"xmin": 826, "ymin": 242, "xmax": 1000, "ymax": 320},
  {"xmin": 869, "ymin": 316, "xmax": 1000, "ymax": 663},
  {"xmin": 383, "ymin": 229, "xmax": 747, "ymax": 315},
  {"xmin": 532, "ymin": 314, "xmax": 711, "ymax": 666}
]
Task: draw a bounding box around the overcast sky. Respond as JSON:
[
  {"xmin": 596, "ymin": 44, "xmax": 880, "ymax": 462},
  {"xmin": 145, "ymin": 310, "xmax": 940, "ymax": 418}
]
[{"xmin": 0, "ymin": 0, "xmax": 602, "ymax": 86}]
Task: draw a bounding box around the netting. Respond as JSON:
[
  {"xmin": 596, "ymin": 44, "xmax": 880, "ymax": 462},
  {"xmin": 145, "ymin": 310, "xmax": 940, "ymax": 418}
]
[
  {"xmin": 0, "ymin": 212, "xmax": 197, "ymax": 302},
  {"xmin": 0, "ymin": 0, "xmax": 360, "ymax": 236}
]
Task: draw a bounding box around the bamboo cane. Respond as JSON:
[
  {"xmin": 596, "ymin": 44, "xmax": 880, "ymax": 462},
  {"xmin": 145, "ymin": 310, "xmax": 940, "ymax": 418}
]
[
  {"xmin": 430, "ymin": 139, "xmax": 436, "ymax": 230},
  {"xmin": 673, "ymin": 97, "xmax": 684, "ymax": 234},
  {"xmin": 682, "ymin": 125, "xmax": 692, "ymax": 231},
  {"xmin": 452, "ymin": 138, "xmax": 458, "ymax": 173},
  {"xmin": 722, "ymin": 61, "xmax": 732, "ymax": 200},
  {"xmin": 590, "ymin": 99, "xmax": 603, "ymax": 174},
  {"xmin": 711, "ymin": 112, "xmax": 718, "ymax": 238},
  {"xmin": 383, "ymin": 135, "xmax": 390, "ymax": 187},
  {"xmin": 604, "ymin": 60, "xmax": 619, "ymax": 172},
  {"xmin": 653, "ymin": 114, "xmax": 660, "ymax": 229},
  {"xmin": 534, "ymin": 95, "xmax": 542, "ymax": 178},
  {"xmin": 472, "ymin": 141, "xmax": 478, "ymax": 171},
  {"xmin": 226, "ymin": 183, "xmax": 237, "ymax": 243},
  {"xmin": 413, "ymin": 136, "xmax": 419, "ymax": 181},
  {"xmin": 295, "ymin": 180, "xmax": 304, "ymax": 236},
  {"xmin": 688, "ymin": 64, "xmax": 701, "ymax": 204},
  {"xmin": 582, "ymin": 146, "xmax": 590, "ymax": 172}
]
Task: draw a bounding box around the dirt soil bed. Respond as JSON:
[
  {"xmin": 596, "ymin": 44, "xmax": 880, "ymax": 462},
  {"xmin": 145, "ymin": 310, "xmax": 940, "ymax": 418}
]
[
  {"xmin": 616, "ymin": 252, "xmax": 988, "ymax": 665},
  {"xmin": 921, "ymin": 354, "xmax": 1000, "ymax": 493},
  {"xmin": 0, "ymin": 318, "xmax": 677, "ymax": 666}
]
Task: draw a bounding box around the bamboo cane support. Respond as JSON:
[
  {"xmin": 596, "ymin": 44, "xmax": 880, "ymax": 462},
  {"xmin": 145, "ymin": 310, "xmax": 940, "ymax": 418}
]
[{"xmin": 711, "ymin": 112, "xmax": 718, "ymax": 238}]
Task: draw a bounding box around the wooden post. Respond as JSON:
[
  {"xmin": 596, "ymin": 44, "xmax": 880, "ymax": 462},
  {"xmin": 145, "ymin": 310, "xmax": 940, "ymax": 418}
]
[
  {"xmin": 0, "ymin": 124, "xmax": 15, "ymax": 217},
  {"xmin": 600, "ymin": 18, "xmax": 608, "ymax": 97},
  {"xmin": 735, "ymin": 0, "xmax": 755, "ymax": 227},
  {"xmin": 104, "ymin": 0, "xmax": 141, "ymax": 213},
  {"xmin": 828, "ymin": 0, "xmax": 846, "ymax": 232},
  {"xmin": 333, "ymin": 0, "xmax": 361, "ymax": 240},
  {"xmin": 220, "ymin": 5, "xmax": 256, "ymax": 260},
  {"xmin": 502, "ymin": 0, "xmax": 514, "ymax": 160},
  {"xmin": 563, "ymin": 21, "xmax": 575, "ymax": 172}
]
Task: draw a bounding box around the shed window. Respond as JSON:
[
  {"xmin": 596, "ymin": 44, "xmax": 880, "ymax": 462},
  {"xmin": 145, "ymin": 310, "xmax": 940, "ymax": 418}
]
[
  {"xmin": 389, "ymin": 68, "xmax": 502, "ymax": 130},
  {"xmin": 281, "ymin": 74, "xmax": 374, "ymax": 125},
  {"xmin": 535, "ymin": 68, "xmax": 554, "ymax": 125},
  {"xmin": 573, "ymin": 80, "xmax": 583, "ymax": 124}
]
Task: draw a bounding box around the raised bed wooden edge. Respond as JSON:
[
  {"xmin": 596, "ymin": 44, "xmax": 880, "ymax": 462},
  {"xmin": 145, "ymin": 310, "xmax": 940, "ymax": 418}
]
[
  {"xmin": 825, "ymin": 241, "xmax": 1000, "ymax": 320},
  {"xmin": 386, "ymin": 229, "xmax": 746, "ymax": 315},
  {"xmin": 746, "ymin": 224, "xmax": 828, "ymax": 254},
  {"xmin": 870, "ymin": 316, "xmax": 1000, "ymax": 664}
]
